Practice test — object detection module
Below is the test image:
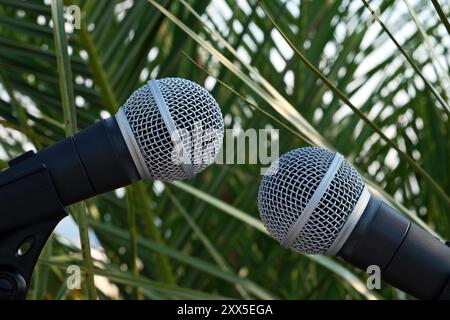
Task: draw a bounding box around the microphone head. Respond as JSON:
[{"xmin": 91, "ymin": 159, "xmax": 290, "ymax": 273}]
[
  {"xmin": 116, "ymin": 77, "xmax": 224, "ymax": 181},
  {"xmin": 258, "ymin": 147, "xmax": 369, "ymax": 255}
]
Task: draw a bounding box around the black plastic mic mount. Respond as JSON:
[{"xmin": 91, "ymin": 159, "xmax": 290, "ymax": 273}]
[
  {"xmin": 0, "ymin": 117, "xmax": 140, "ymax": 300},
  {"xmin": 0, "ymin": 153, "xmax": 67, "ymax": 299}
]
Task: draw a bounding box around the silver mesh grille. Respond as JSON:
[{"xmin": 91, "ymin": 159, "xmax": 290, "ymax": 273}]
[
  {"xmin": 121, "ymin": 78, "xmax": 224, "ymax": 181},
  {"xmin": 258, "ymin": 147, "xmax": 365, "ymax": 255}
]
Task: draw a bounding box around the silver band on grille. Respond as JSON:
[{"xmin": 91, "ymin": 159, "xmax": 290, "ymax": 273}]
[
  {"xmin": 281, "ymin": 152, "xmax": 344, "ymax": 248},
  {"xmin": 148, "ymin": 80, "xmax": 194, "ymax": 178},
  {"xmin": 115, "ymin": 107, "xmax": 152, "ymax": 179},
  {"xmin": 326, "ymin": 186, "xmax": 370, "ymax": 255}
]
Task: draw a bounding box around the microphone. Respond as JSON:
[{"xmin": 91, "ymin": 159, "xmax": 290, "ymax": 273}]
[
  {"xmin": 258, "ymin": 146, "xmax": 450, "ymax": 299},
  {"xmin": 0, "ymin": 77, "xmax": 223, "ymax": 299},
  {"xmin": 0, "ymin": 77, "xmax": 224, "ymax": 231}
]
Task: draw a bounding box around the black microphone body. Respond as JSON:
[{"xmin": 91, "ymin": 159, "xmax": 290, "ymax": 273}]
[
  {"xmin": 0, "ymin": 116, "xmax": 140, "ymax": 233},
  {"xmin": 1, "ymin": 116, "xmax": 140, "ymax": 203},
  {"xmin": 339, "ymin": 196, "xmax": 450, "ymax": 300}
]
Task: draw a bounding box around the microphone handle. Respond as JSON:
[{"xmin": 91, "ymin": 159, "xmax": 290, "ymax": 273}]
[
  {"xmin": 338, "ymin": 195, "xmax": 450, "ymax": 299},
  {"xmin": 0, "ymin": 116, "xmax": 140, "ymax": 212}
]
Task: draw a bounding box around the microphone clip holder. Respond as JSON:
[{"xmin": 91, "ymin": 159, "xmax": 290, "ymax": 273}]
[{"xmin": 0, "ymin": 151, "xmax": 67, "ymax": 300}]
